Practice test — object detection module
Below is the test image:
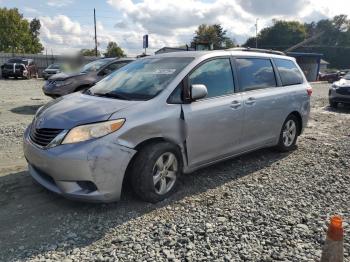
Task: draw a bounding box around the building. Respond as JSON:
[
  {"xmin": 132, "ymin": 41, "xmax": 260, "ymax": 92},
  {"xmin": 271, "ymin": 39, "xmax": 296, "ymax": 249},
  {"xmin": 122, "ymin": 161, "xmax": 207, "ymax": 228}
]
[
  {"xmin": 155, "ymin": 47, "xmax": 193, "ymax": 55},
  {"xmin": 319, "ymin": 59, "xmax": 330, "ymax": 72},
  {"xmin": 286, "ymin": 52, "xmax": 323, "ymax": 82}
]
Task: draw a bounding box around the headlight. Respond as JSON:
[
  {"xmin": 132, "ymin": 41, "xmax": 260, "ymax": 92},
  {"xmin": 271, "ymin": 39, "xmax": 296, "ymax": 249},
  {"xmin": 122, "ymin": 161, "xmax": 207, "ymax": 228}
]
[
  {"xmin": 55, "ymin": 79, "xmax": 73, "ymax": 87},
  {"xmin": 61, "ymin": 119, "xmax": 125, "ymax": 144}
]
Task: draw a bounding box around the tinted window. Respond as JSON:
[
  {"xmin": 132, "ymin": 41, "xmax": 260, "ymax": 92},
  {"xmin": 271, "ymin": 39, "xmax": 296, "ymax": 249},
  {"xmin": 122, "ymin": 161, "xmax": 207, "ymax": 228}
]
[
  {"xmin": 90, "ymin": 57, "xmax": 193, "ymax": 100},
  {"xmin": 105, "ymin": 62, "xmax": 128, "ymax": 72},
  {"xmin": 189, "ymin": 58, "xmax": 234, "ymax": 98},
  {"xmin": 236, "ymin": 58, "xmax": 276, "ymax": 91},
  {"xmin": 274, "ymin": 58, "xmax": 303, "ymax": 86}
]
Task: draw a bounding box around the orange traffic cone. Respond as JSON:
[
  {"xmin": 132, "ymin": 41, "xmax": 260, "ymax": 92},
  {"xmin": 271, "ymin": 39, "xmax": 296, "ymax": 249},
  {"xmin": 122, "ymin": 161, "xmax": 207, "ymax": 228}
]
[{"xmin": 320, "ymin": 215, "xmax": 344, "ymax": 262}]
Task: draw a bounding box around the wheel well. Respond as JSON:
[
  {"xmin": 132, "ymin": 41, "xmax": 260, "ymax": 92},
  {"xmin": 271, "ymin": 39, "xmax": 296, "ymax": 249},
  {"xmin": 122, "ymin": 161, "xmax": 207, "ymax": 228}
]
[
  {"xmin": 122, "ymin": 138, "xmax": 184, "ymax": 192},
  {"xmin": 289, "ymin": 111, "xmax": 302, "ymax": 135}
]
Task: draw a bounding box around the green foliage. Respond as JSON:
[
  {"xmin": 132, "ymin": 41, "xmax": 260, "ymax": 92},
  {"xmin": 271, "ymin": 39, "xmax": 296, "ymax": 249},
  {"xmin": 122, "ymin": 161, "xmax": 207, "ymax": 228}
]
[
  {"xmin": 244, "ymin": 20, "xmax": 307, "ymax": 49},
  {"xmin": 104, "ymin": 41, "xmax": 126, "ymax": 58},
  {"xmin": 243, "ymin": 16, "xmax": 350, "ymax": 69},
  {"xmin": 192, "ymin": 24, "xmax": 236, "ymax": 49},
  {"xmin": 79, "ymin": 48, "xmax": 101, "ymax": 57},
  {"xmin": 0, "ymin": 8, "xmax": 43, "ymax": 53}
]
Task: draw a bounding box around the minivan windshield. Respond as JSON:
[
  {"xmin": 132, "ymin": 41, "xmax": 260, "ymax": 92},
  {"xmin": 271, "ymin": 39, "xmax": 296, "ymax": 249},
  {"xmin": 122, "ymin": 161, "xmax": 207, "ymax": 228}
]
[
  {"xmin": 80, "ymin": 59, "xmax": 112, "ymax": 73},
  {"xmin": 89, "ymin": 57, "xmax": 193, "ymax": 100}
]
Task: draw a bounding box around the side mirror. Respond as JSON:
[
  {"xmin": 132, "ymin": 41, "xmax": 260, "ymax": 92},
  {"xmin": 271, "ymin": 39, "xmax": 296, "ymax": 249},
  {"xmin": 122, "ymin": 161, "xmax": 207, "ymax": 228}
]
[{"xmin": 191, "ymin": 84, "xmax": 208, "ymax": 100}]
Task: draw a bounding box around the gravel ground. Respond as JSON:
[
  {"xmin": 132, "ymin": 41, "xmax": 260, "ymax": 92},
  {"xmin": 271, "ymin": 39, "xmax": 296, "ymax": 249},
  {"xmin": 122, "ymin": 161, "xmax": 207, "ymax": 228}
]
[{"xmin": 0, "ymin": 80, "xmax": 349, "ymax": 261}]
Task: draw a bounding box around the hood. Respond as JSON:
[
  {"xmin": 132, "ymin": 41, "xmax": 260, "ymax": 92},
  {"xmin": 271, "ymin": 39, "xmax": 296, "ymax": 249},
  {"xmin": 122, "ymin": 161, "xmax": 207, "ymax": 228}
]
[
  {"xmin": 34, "ymin": 93, "xmax": 139, "ymax": 130},
  {"xmin": 49, "ymin": 71, "xmax": 87, "ymax": 81},
  {"xmin": 335, "ymin": 78, "xmax": 350, "ymax": 87}
]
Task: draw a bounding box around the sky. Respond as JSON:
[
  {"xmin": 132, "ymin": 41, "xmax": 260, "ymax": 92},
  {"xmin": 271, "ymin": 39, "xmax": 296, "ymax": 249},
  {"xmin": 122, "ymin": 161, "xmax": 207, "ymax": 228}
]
[{"xmin": 1, "ymin": 0, "xmax": 350, "ymax": 56}]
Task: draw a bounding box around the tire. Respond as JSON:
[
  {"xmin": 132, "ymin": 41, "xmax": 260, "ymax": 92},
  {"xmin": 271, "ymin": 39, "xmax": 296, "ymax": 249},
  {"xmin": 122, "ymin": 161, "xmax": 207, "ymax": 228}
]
[
  {"xmin": 130, "ymin": 142, "xmax": 182, "ymax": 203},
  {"xmin": 329, "ymin": 101, "xmax": 338, "ymax": 108},
  {"xmin": 276, "ymin": 115, "xmax": 300, "ymax": 152}
]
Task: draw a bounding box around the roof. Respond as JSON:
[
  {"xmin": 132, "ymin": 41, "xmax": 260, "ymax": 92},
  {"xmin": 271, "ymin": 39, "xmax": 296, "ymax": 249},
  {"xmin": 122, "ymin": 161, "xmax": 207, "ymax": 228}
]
[{"xmin": 154, "ymin": 50, "xmax": 292, "ymax": 60}]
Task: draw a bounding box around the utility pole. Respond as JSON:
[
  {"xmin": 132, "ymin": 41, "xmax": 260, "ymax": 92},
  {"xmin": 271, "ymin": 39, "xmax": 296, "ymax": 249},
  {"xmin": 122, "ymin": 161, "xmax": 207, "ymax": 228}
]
[
  {"xmin": 255, "ymin": 18, "xmax": 259, "ymax": 48},
  {"xmin": 94, "ymin": 8, "xmax": 98, "ymax": 57}
]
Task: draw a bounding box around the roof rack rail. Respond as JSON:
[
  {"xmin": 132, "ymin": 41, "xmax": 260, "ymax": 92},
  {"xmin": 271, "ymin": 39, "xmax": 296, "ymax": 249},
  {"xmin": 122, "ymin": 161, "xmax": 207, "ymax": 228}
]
[{"xmin": 226, "ymin": 47, "xmax": 286, "ymax": 56}]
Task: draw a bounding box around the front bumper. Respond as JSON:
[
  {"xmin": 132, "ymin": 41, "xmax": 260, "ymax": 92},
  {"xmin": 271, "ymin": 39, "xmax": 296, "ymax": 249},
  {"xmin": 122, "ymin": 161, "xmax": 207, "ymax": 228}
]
[
  {"xmin": 329, "ymin": 88, "xmax": 350, "ymax": 104},
  {"xmin": 23, "ymin": 127, "xmax": 136, "ymax": 202},
  {"xmin": 2, "ymin": 69, "xmax": 26, "ymax": 77}
]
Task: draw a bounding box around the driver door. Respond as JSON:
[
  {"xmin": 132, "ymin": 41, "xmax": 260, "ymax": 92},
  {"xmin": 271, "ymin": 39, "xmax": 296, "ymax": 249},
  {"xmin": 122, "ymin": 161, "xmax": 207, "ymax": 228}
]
[{"xmin": 182, "ymin": 58, "xmax": 244, "ymax": 167}]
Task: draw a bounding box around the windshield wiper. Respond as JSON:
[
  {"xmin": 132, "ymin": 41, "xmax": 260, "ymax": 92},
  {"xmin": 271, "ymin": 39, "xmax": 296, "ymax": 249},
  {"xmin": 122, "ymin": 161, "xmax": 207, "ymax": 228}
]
[{"xmin": 92, "ymin": 92, "xmax": 131, "ymax": 100}]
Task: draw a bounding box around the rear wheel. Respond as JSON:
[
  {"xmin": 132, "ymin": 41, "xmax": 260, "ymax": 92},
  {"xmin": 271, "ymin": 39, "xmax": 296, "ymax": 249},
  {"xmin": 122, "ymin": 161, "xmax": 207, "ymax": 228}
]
[
  {"xmin": 276, "ymin": 115, "xmax": 299, "ymax": 152},
  {"xmin": 130, "ymin": 142, "xmax": 182, "ymax": 203}
]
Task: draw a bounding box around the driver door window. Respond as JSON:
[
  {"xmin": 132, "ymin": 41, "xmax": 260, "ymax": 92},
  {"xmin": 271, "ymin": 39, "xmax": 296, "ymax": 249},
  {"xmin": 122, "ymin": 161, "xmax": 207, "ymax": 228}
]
[{"xmin": 189, "ymin": 58, "xmax": 235, "ymax": 99}]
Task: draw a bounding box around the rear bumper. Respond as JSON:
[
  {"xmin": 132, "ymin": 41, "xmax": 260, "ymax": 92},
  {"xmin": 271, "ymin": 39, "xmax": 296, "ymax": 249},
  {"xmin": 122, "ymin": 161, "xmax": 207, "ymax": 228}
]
[{"xmin": 23, "ymin": 126, "xmax": 137, "ymax": 202}]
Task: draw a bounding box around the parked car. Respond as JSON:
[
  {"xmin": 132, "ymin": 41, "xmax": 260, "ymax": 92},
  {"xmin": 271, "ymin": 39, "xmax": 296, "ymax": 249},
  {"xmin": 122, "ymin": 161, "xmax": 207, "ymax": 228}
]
[
  {"xmin": 1, "ymin": 58, "xmax": 38, "ymax": 79},
  {"xmin": 329, "ymin": 73, "xmax": 350, "ymax": 108},
  {"xmin": 42, "ymin": 58, "xmax": 134, "ymax": 98},
  {"xmin": 318, "ymin": 71, "xmax": 341, "ymax": 83},
  {"xmin": 42, "ymin": 63, "xmax": 66, "ymax": 80},
  {"xmin": 23, "ymin": 50, "xmax": 311, "ymax": 203}
]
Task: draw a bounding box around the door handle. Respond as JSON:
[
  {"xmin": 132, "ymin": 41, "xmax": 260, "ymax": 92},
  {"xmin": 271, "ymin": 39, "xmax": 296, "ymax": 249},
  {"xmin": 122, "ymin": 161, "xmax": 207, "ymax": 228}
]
[
  {"xmin": 230, "ymin": 100, "xmax": 241, "ymax": 109},
  {"xmin": 245, "ymin": 97, "xmax": 256, "ymax": 105}
]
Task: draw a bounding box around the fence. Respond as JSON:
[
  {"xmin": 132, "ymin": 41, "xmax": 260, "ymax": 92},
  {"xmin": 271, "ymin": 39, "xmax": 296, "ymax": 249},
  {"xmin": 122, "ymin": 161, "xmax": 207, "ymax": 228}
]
[{"xmin": 0, "ymin": 53, "xmax": 98, "ymax": 78}]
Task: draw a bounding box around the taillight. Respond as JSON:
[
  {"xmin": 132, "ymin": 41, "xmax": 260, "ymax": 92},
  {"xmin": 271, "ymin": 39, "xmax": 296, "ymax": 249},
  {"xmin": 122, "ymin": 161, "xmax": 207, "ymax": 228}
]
[{"xmin": 306, "ymin": 85, "xmax": 312, "ymax": 96}]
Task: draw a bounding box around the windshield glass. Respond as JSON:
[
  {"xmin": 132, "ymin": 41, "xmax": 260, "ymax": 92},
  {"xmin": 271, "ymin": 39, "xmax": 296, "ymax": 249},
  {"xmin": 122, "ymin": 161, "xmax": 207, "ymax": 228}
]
[
  {"xmin": 48, "ymin": 64, "xmax": 60, "ymax": 69},
  {"xmin": 8, "ymin": 58, "xmax": 28, "ymax": 65},
  {"xmin": 89, "ymin": 57, "xmax": 193, "ymax": 100},
  {"xmin": 80, "ymin": 59, "xmax": 112, "ymax": 73},
  {"xmin": 343, "ymin": 73, "xmax": 350, "ymax": 80}
]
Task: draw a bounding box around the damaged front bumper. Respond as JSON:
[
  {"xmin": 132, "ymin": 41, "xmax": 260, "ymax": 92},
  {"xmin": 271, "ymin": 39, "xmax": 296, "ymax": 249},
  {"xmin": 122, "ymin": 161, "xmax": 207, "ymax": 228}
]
[{"xmin": 23, "ymin": 127, "xmax": 136, "ymax": 202}]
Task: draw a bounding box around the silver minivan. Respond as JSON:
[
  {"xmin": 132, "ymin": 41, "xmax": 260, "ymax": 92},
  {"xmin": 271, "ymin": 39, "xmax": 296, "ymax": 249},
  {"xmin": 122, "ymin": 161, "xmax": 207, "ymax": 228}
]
[{"xmin": 23, "ymin": 50, "xmax": 311, "ymax": 203}]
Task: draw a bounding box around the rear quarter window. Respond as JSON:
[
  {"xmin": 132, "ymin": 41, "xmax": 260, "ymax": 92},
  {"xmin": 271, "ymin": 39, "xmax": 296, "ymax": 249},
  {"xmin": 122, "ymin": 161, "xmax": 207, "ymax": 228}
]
[{"xmin": 274, "ymin": 58, "xmax": 304, "ymax": 86}]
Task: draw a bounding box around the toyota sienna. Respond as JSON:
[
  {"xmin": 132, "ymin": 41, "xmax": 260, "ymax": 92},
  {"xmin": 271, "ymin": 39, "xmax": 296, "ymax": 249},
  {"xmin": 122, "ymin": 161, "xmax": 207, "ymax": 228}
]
[{"xmin": 23, "ymin": 49, "xmax": 311, "ymax": 203}]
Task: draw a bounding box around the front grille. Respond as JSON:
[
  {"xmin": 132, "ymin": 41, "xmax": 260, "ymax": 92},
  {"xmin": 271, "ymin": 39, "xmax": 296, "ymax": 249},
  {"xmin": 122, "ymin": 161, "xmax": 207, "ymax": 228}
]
[
  {"xmin": 30, "ymin": 128, "xmax": 63, "ymax": 147},
  {"xmin": 336, "ymin": 87, "xmax": 350, "ymax": 95}
]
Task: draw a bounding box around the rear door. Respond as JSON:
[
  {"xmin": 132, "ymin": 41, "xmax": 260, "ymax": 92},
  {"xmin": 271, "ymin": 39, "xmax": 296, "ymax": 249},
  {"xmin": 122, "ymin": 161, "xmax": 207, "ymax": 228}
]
[
  {"xmin": 235, "ymin": 57, "xmax": 283, "ymax": 150},
  {"xmin": 182, "ymin": 58, "xmax": 244, "ymax": 167}
]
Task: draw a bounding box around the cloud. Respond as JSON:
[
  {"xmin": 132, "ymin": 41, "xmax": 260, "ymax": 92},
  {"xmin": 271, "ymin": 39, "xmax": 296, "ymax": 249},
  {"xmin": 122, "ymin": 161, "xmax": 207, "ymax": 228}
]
[
  {"xmin": 35, "ymin": 0, "xmax": 350, "ymax": 56},
  {"xmin": 236, "ymin": 0, "xmax": 306, "ymax": 16},
  {"xmin": 47, "ymin": 0, "xmax": 74, "ymax": 8},
  {"xmin": 23, "ymin": 7, "xmax": 40, "ymax": 15}
]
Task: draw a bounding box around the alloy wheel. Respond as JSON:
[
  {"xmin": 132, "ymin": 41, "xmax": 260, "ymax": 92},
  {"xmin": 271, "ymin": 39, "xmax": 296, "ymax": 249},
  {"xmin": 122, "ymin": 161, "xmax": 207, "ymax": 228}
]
[
  {"xmin": 282, "ymin": 119, "xmax": 297, "ymax": 147},
  {"xmin": 152, "ymin": 152, "xmax": 178, "ymax": 195}
]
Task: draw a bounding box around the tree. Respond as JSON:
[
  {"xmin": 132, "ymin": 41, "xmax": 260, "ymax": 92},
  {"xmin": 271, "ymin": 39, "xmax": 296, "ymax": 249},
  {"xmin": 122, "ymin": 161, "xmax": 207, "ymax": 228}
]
[
  {"xmin": 0, "ymin": 8, "xmax": 43, "ymax": 53},
  {"xmin": 192, "ymin": 24, "xmax": 236, "ymax": 49},
  {"xmin": 104, "ymin": 41, "xmax": 126, "ymax": 58},
  {"xmin": 79, "ymin": 48, "xmax": 101, "ymax": 56},
  {"xmin": 243, "ymin": 20, "xmax": 307, "ymax": 50}
]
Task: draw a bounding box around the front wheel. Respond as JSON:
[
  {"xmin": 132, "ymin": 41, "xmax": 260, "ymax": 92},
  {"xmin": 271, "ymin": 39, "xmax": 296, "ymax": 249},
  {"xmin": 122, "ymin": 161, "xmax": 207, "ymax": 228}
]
[
  {"xmin": 276, "ymin": 115, "xmax": 299, "ymax": 152},
  {"xmin": 130, "ymin": 142, "xmax": 182, "ymax": 203},
  {"xmin": 329, "ymin": 101, "xmax": 338, "ymax": 108}
]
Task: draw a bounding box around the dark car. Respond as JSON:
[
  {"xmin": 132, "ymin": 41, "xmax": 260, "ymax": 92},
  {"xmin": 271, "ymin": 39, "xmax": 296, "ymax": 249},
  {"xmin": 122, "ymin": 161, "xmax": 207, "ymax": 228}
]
[
  {"xmin": 1, "ymin": 58, "xmax": 38, "ymax": 79},
  {"xmin": 318, "ymin": 71, "xmax": 341, "ymax": 83},
  {"xmin": 329, "ymin": 73, "xmax": 350, "ymax": 108},
  {"xmin": 42, "ymin": 58, "xmax": 134, "ymax": 98},
  {"xmin": 42, "ymin": 63, "xmax": 66, "ymax": 80}
]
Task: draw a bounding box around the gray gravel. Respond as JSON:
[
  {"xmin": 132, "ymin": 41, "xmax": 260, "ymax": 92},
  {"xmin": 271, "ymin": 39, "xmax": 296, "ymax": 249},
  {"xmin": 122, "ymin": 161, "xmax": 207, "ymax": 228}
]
[{"xmin": 0, "ymin": 80, "xmax": 349, "ymax": 261}]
